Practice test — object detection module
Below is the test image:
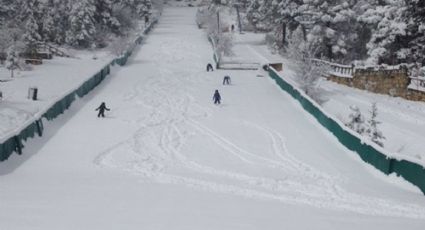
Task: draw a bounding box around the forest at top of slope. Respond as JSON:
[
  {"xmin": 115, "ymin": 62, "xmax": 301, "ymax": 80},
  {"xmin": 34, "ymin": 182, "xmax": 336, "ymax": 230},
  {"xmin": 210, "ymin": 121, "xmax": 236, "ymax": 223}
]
[
  {"xmin": 211, "ymin": 0, "xmax": 425, "ymax": 66},
  {"xmin": 0, "ymin": 0, "xmax": 157, "ymax": 55}
]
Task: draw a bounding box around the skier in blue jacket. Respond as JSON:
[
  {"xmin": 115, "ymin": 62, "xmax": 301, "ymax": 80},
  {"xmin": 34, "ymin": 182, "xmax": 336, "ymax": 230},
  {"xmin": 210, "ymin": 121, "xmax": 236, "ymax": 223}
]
[{"xmin": 213, "ymin": 90, "xmax": 221, "ymax": 105}]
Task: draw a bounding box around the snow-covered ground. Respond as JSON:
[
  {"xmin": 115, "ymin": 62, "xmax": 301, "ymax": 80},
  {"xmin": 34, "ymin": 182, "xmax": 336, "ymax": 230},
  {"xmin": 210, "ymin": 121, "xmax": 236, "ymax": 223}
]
[
  {"xmin": 2, "ymin": 5, "xmax": 425, "ymax": 230},
  {"xmin": 0, "ymin": 51, "xmax": 113, "ymax": 143},
  {"xmin": 320, "ymin": 80, "xmax": 425, "ymax": 162},
  {"xmin": 224, "ymin": 28, "xmax": 425, "ymax": 165}
]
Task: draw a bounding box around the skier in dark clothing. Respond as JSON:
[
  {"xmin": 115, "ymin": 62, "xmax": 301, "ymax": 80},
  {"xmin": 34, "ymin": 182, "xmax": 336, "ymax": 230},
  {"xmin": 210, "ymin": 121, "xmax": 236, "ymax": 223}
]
[
  {"xmin": 213, "ymin": 90, "xmax": 221, "ymax": 105},
  {"xmin": 223, "ymin": 75, "xmax": 231, "ymax": 85},
  {"xmin": 206, "ymin": 63, "xmax": 214, "ymax": 72},
  {"xmin": 95, "ymin": 102, "xmax": 110, "ymax": 118}
]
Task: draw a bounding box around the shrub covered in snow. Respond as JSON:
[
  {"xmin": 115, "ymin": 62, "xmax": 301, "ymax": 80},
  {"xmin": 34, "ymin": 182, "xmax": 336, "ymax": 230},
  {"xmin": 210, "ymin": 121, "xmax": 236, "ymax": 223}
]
[
  {"xmin": 5, "ymin": 45, "xmax": 20, "ymax": 78},
  {"xmin": 366, "ymin": 102, "xmax": 385, "ymax": 147},
  {"xmin": 346, "ymin": 103, "xmax": 385, "ymax": 147},
  {"xmin": 284, "ymin": 28, "xmax": 329, "ymax": 103},
  {"xmin": 346, "ymin": 105, "xmax": 366, "ymax": 135}
]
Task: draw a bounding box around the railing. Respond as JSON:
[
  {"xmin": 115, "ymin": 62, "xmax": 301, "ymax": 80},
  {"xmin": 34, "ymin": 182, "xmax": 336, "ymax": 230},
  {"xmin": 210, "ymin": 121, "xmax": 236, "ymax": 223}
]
[
  {"xmin": 35, "ymin": 42, "xmax": 71, "ymax": 58},
  {"xmin": 218, "ymin": 62, "xmax": 260, "ymax": 70},
  {"xmin": 311, "ymin": 58, "xmax": 354, "ymax": 77},
  {"xmin": 408, "ymin": 77, "xmax": 425, "ymax": 93}
]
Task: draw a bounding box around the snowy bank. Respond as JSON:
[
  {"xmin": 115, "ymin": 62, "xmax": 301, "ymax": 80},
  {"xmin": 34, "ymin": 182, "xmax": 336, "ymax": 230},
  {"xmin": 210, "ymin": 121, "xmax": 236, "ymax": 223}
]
[
  {"xmin": 267, "ymin": 66, "xmax": 425, "ymax": 194},
  {"xmin": 0, "ymin": 18, "xmax": 159, "ymax": 162}
]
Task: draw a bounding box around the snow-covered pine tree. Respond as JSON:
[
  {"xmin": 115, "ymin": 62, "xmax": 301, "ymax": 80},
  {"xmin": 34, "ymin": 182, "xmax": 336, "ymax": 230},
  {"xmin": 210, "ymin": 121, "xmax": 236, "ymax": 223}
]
[
  {"xmin": 366, "ymin": 102, "xmax": 385, "ymax": 147},
  {"xmin": 66, "ymin": 0, "xmax": 97, "ymax": 48},
  {"xmin": 22, "ymin": 13, "xmax": 43, "ymax": 55},
  {"xmin": 362, "ymin": 0, "xmax": 408, "ymax": 65},
  {"xmin": 20, "ymin": 0, "xmax": 44, "ymax": 53},
  {"xmin": 271, "ymin": 0, "xmax": 312, "ymax": 49},
  {"xmin": 230, "ymin": 0, "xmax": 250, "ymax": 10},
  {"xmin": 51, "ymin": 0, "xmax": 72, "ymax": 45},
  {"xmin": 246, "ymin": 0, "xmax": 265, "ymax": 32},
  {"xmin": 0, "ymin": 0, "xmax": 18, "ymax": 25},
  {"xmin": 42, "ymin": 1, "xmax": 56, "ymax": 43},
  {"xmin": 137, "ymin": 0, "xmax": 152, "ymax": 18},
  {"xmin": 300, "ymin": 0, "xmax": 357, "ymax": 62},
  {"xmin": 346, "ymin": 105, "xmax": 366, "ymax": 135},
  {"xmin": 6, "ymin": 44, "xmax": 19, "ymax": 78},
  {"xmin": 94, "ymin": 0, "xmax": 120, "ymax": 33},
  {"xmin": 118, "ymin": 0, "xmax": 152, "ymax": 19},
  {"xmin": 405, "ymin": 0, "xmax": 425, "ymax": 64}
]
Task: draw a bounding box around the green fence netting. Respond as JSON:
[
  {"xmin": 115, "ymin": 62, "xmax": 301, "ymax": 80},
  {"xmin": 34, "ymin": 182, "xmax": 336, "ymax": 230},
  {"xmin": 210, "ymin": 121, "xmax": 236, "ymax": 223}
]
[
  {"xmin": 268, "ymin": 68, "xmax": 425, "ymax": 194},
  {"xmin": 0, "ymin": 18, "xmax": 158, "ymax": 162},
  {"xmin": 0, "ymin": 119, "xmax": 44, "ymax": 161}
]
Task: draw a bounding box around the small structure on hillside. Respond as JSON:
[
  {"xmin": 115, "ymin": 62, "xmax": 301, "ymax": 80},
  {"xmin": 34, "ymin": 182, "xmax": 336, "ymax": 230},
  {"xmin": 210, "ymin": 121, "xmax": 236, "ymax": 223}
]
[{"xmin": 269, "ymin": 63, "xmax": 283, "ymax": 71}]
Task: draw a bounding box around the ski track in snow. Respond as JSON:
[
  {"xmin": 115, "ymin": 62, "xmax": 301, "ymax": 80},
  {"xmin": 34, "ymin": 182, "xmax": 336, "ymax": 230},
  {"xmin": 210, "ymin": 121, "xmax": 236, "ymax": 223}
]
[{"xmin": 93, "ymin": 22, "xmax": 425, "ymax": 220}]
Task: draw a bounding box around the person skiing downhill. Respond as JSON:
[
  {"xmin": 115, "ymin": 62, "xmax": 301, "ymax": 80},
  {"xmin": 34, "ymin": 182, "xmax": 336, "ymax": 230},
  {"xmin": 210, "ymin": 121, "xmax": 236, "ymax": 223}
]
[
  {"xmin": 206, "ymin": 63, "xmax": 214, "ymax": 72},
  {"xmin": 213, "ymin": 90, "xmax": 221, "ymax": 105},
  {"xmin": 95, "ymin": 102, "xmax": 110, "ymax": 118},
  {"xmin": 223, "ymin": 75, "xmax": 231, "ymax": 85}
]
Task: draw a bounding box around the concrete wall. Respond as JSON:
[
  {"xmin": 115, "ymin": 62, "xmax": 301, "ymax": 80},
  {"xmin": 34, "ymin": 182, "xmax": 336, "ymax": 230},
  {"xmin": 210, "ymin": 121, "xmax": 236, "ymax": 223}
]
[{"xmin": 327, "ymin": 68, "xmax": 425, "ymax": 102}]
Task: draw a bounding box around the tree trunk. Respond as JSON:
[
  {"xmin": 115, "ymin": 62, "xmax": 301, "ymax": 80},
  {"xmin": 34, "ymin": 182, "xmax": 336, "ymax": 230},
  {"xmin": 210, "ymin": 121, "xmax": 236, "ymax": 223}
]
[
  {"xmin": 236, "ymin": 5, "xmax": 242, "ymax": 33},
  {"xmin": 282, "ymin": 22, "xmax": 287, "ymax": 47}
]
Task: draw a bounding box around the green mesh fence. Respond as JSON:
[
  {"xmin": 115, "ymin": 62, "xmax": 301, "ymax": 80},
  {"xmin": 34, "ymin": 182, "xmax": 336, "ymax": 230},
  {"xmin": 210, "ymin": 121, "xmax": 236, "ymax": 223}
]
[
  {"xmin": 268, "ymin": 68, "xmax": 425, "ymax": 194},
  {"xmin": 0, "ymin": 19, "xmax": 158, "ymax": 162}
]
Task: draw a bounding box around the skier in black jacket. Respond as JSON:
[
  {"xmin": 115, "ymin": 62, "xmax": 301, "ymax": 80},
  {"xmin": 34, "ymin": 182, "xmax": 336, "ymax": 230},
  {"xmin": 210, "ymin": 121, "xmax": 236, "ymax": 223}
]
[
  {"xmin": 206, "ymin": 63, "xmax": 214, "ymax": 72},
  {"xmin": 213, "ymin": 90, "xmax": 221, "ymax": 105},
  {"xmin": 223, "ymin": 75, "xmax": 231, "ymax": 85},
  {"xmin": 95, "ymin": 102, "xmax": 110, "ymax": 118}
]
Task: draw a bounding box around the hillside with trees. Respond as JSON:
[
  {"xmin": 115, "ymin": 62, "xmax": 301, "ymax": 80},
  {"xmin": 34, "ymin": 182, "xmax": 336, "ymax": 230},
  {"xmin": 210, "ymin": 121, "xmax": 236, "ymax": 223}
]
[
  {"xmin": 0, "ymin": 0, "xmax": 153, "ymax": 56},
  {"xmin": 213, "ymin": 0, "xmax": 424, "ymax": 66}
]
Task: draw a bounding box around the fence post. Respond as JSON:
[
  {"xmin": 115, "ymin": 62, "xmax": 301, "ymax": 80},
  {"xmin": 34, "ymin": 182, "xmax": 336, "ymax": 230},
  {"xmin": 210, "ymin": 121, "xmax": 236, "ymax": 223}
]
[
  {"xmin": 36, "ymin": 119, "xmax": 43, "ymax": 137},
  {"xmin": 14, "ymin": 136, "xmax": 22, "ymax": 155}
]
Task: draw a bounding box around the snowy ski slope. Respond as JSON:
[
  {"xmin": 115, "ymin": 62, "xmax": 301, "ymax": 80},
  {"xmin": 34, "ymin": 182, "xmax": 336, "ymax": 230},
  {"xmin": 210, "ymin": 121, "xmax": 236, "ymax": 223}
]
[{"xmin": 1, "ymin": 6, "xmax": 425, "ymax": 230}]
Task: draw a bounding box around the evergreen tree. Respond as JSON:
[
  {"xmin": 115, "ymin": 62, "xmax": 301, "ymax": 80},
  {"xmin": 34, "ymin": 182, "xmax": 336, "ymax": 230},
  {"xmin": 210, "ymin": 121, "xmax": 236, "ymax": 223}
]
[
  {"xmin": 366, "ymin": 102, "xmax": 385, "ymax": 147},
  {"xmin": 42, "ymin": 1, "xmax": 56, "ymax": 43},
  {"xmin": 300, "ymin": 0, "xmax": 357, "ymax": 61},
  {"xmin": 50, "ymin": 0, "xmax": 72, "ymax": 45},
  {"xmin": 20, "ymin": 0, "xmax": 44, "ymax": 52},
  {"xmin": 274, "ymin": 0, "xmax": 307, "ymax": 48},
  {"xmin": 119, "ymin": 0, "xmax": 152, "ymax": 18},
  {"xmin": 405, "ymin": 0, "xmax": 425, "ymax": 64},
  {"xmin": 6, "ymin": 44, "xmax": 19, "ymax": 78},
  {"xmin": 18, "ymin": 0, "xmax": 43, "ymax": 22},
  {"xmin": 66, "ymin": 0, "xmax": 97, "ymax": 48},
  {"xmin": 346, "ymin": 105, "xmax": 366, "ymax": 134},
  {"xmin": 361, "ymin": 0, "xmax": 408, "ymax": 65},
  {"xmin": 22, "ymin": 13, "xmax": 43, "ymax": 53},
  {"xmin": 231, "ymin": 0, "xmax": 250, "ymax": 9},
  {"xmin": 95, "ymin": 0, "xmax": 120, "ymax": 32},
  {"xmin": 246, "ymin": 0, "xmax": 263, "ymax": 31},
  {"xmin": 137, "ymin": 0, "xmax": 152, "ymax": 18},
  {"xmin": 0, "ymin": 0, "xmax": 18, "ymax": 25}
]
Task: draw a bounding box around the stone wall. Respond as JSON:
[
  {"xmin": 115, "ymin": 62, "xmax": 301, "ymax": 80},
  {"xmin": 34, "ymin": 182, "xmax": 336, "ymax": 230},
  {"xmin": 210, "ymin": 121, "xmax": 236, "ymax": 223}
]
[{"xmin": 327, "ymin": 68, "xmax": 425, "ymax": 102}]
